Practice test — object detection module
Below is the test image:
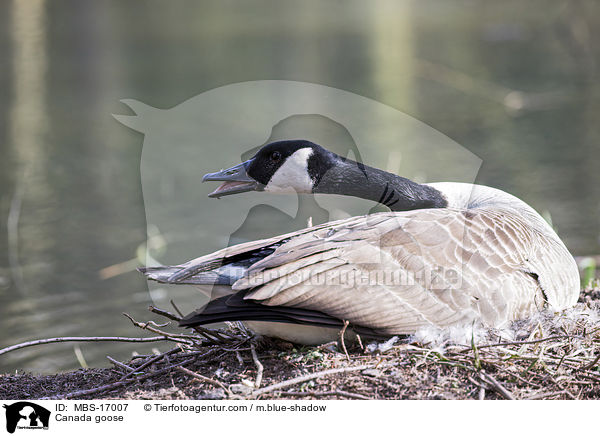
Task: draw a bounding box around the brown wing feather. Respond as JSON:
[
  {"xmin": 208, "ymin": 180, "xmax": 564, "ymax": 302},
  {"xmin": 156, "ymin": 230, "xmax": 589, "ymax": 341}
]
[
  {"xmin": 145, "ymin": 214, "xmax": 371, "ymax": 284},
  {"xmin": 142, "ymin": 208, "xmax": 579, "ymax": 334},
  {"xmin": 234, "ymin": 209, "xmax": 557, "ymax": 333}
]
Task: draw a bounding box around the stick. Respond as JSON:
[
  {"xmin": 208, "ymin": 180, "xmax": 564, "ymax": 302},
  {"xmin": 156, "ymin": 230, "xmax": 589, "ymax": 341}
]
[
  {"xmin": 235, "ymin": 351, "xmax": 244, "ymax": 367},
  {"xmin": 168, "ymin": 300, "xmax": 236, "ymax": 343},
  {"xmin": 579, "ymin": 353, "xmax": 600, "ymax": 371},
  {"xmin": 190, "ymin": 326, "xmax": 231, "ymax": 343},
  {"xmin": 43, "ymin": 357, "xmax": 196, "ymax": 400},
  {"xmin": 316, "ymin": 341, "xmax": 337, "ymax": 351},
  {"xmin": 524, "ymin": 390, "xmax": 568, "ymax": 400},
  {"xmin": 106, "ymin": 356, "xmax": 135, "ymax": 373},
  {"xmin": 478, "ymin": 386, "xmax": 486, "ymax": 401},
  {"xmin": 461, "ymin": 335, "xmax": 572, "ymax": 351},
  {"xmin": 251, "ymin": 364, "xmax": 371, "ymax": 398},
  {"xmin": 339, "ymin": 320, "xmax": 350, "ymax": 361},
  {"xmin": 177, "ymin": 366, "xmax": 230, "ymax": 393},
  {"xmin": 149, "ymin": 305, "xmax": 181, "ymax": 322},
  {"xmin": 250, "ymin": 343, "xmax": 263, "ymax": 388},
  {"xmin": 0, "ymin": 336, "xmax": 169, "ymax": 357},
  {"xmin": 356, "ymin": 333, "xmax": 364, "ymax": 351},
  {"xmin": 122, "ymin": 313, "xmax": 197, "ymax": 345},
  {"xmin": 279, "ymin": 390, "xmax": 372, "ymax": 400},
  {"xmin": 479, "ymin": 371, "xmax": 515, "ymax": 400},
  {"xmin": 118, "ymin": 348, "xmax": 180, "ymax": 381}
]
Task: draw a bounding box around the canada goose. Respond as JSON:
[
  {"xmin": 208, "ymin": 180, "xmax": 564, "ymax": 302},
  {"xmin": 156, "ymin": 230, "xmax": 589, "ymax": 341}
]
[{"xmin": 140, "ymin": 140, "xmax": 580, "ymax": 344}]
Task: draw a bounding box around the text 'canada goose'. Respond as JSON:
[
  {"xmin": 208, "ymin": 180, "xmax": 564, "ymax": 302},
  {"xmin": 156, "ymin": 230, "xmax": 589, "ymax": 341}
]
[{"xmin": 140, "ymin": 140, "xmax": 580, "ymax": 345}]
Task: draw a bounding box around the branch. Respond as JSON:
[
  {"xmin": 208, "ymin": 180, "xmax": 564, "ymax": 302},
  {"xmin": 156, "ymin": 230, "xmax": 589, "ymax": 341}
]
[
  {"xmin": 479, "ymin": 371, "xmax": 515, "ymax": 400},
  {"xmin": 122, "ymin": 313, "xmax": 197, "ymax": 345},
  {"xmin": 250, "ymin": 343, "xmax": 263, "ymax": 388},
  {"xmin": 338, "ymin": 320, "xmax": 350, "ymax": 361},
  {"xmin": 250, "ymin": 364, "xmax": 372, "ymax": 398},
  {"xmin": 459, "ymin": 335, "xmax": 572, "ymax": 351},
  {"xmin": 106, "ymin": 355, "xmax": 136, "ymax": 373},
  {"xmin": 177, "ymin": 366, "xmax": 230, "ymax": 394},
  {"xmin": 279, "ymin": 390, "xmax": 372, "ymax": 400},
  {"xmin": 0, "ymin": 336, "xmax": 169, "ymax": 357},
  {"xmin": 117, "ymin": 348, "xmax": 181, "ymax": 381}
]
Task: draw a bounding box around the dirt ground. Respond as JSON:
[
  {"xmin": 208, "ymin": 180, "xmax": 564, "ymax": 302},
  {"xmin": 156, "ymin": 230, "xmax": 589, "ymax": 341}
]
[{"xmin": 1, "ymin": 287, "xmax": 599, "ymax": 401}]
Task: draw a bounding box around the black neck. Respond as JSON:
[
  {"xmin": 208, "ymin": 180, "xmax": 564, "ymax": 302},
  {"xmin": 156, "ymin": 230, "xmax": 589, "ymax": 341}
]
[{"xmin": 312, "ymin": 156, "xmax": 447, "ymax": 211}]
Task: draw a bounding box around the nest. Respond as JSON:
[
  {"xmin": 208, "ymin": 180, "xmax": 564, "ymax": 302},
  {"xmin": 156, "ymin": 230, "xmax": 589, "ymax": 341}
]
[{"xmin": 1, "ymin": 287, "xmax": 599, "ymax": 400}]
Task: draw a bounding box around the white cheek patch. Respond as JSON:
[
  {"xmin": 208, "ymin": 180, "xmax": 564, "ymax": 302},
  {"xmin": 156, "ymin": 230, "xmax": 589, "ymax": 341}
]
[{"xmin": 264, "ymin": 148, "xmax": 315, "ymax": 193}]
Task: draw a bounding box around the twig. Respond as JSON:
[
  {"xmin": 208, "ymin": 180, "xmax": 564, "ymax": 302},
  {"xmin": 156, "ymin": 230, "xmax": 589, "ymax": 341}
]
[
  {"xmin": 339, "ymin": 320, "xmax": 350, "ymax": 361},
  {"xmin": 581, "ymin": 372, "xmax": 600, "ymax": 383},
  {"xmin": 150, "ymin": 304, "xmax": 235, "ymax": 346},
  {"xmin": 163, "ymin": 353, "xmax": 176, "ymax": 389},
  {"xmin": 106, "ymin": 356, "xmax": 136, "ymax": 373},
  {"xmin": 479, "ymin": 371, "xmax": 515, "ymax": 400},
  {"xmin": 579, "ymin": 353, "xmax": 600, "ymax": 371},
  {"xmin": 250, "ymin": 343, "xmax": 263, "ymax": 388},
  {"xmin": 149, "ymin": 305, "xmax": 181, "ymax": 322},
  {"xmin": 467, "ymin": 374, "xmax": 486, "ymax": 391},
  {"xmin": 356, "ymin": 333, "xmax": 364, "ymax": 351},
  {"xmin": 478, "ymin": 386, "xmax": 486, "ymax": 400},
  {"xmin": 44, "ymin": 357, "xmax": 196, "ymax": 399},
  {"xmin": 316, "ymin": 341, "xmax": 337, "ymax": 352},
  {"xmin": 279, "ymin": 390, "xmax": 372, "ymax": 400},
  {"xmin": 177, "ymin": 366, "xmax": 230, "ymax": 394},
  {"xmin": 122, "ymin": 313, "xmax": 197, "ymax": 345},
  {"xmin": 190, "ymin": 326, "xmax": 233, "ymax": 344},
  {"xmin": 168, "ymin": 300, "xmax": 236, "ymax": 343},
  {"xmin": 235, "ymin": 351, "xmax": 244, "ymax": 367},
  {"xmin": 118, "ymin": 348, "xmax": 180, "ymax": 381},
  {"xmin": 524, "ymin": 390, "xmax": 569, "ymax": 400},
  {"xmin": 250, "ymin": 364, "xmax": 371, "ymax": 398},
  {"xmin": 0, "ymin": 336, "xmax": 169, "ymax": 357},
  {"xmin": 507, "ymin": 370, "xmax": 542, "ymax": 388},
  {"xmin": 462, "ymin": 335, "xmax": 572, "ymax": 351}
]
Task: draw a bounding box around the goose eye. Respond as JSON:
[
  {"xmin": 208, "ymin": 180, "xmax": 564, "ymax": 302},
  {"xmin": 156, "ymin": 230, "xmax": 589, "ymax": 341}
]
[{"xmin": 270, "ymin": 151, "xmax": 282, "ymax": 162}]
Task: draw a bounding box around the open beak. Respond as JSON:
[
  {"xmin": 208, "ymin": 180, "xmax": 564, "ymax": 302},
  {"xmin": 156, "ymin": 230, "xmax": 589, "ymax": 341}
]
[{"xmin": 203, "ymin": 159, "xmax": 263, "ymax": 198}]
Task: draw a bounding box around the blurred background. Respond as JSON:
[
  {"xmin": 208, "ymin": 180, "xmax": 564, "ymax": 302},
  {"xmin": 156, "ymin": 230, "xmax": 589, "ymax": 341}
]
[{"xmin": 0, "ymin": 0, "xmax": 599, "ymax": 373}]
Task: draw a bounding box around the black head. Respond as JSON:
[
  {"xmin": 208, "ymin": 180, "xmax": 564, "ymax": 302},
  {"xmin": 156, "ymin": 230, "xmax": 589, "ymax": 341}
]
[{"xmin": 203, "ymin": 140, "xmax": 335, "ymax": 197}]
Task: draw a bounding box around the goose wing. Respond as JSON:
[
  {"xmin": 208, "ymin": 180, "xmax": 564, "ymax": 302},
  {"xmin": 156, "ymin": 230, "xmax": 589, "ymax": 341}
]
[
  {"xmin": 143, "ymin": 209, "xmax": 578, "ymax": 334},
  {"xmin": 231, "ymin": 209, "xmax": 545, "ymax": 333}
]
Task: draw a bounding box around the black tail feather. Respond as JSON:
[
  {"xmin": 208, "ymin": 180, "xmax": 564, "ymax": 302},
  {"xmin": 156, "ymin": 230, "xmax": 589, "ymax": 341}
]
[{"xmin": 179, "ymin": 291, "xmax": 388, "ymax": 339}]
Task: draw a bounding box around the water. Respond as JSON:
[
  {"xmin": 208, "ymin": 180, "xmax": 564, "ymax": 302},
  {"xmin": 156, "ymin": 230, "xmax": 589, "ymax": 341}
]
[{"xmin": 1, "ymin": 0, "xmax": 599, "ymax": 373}]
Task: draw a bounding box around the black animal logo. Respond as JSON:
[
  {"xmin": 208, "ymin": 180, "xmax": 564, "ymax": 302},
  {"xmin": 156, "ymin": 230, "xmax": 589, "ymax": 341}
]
[{"xmin": 3, "ymin": 402, "xmax": 50, "ymax": 433}]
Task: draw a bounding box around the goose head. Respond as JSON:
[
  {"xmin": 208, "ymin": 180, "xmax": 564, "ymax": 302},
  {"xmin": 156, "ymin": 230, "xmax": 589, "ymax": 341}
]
[
  {"xmin": 203, "ymin": 140, "xmax": 332, "ymax": 197},
  {"xmin": 203, "ymin": 139, "xmax": 447, "ymax": 211}
]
